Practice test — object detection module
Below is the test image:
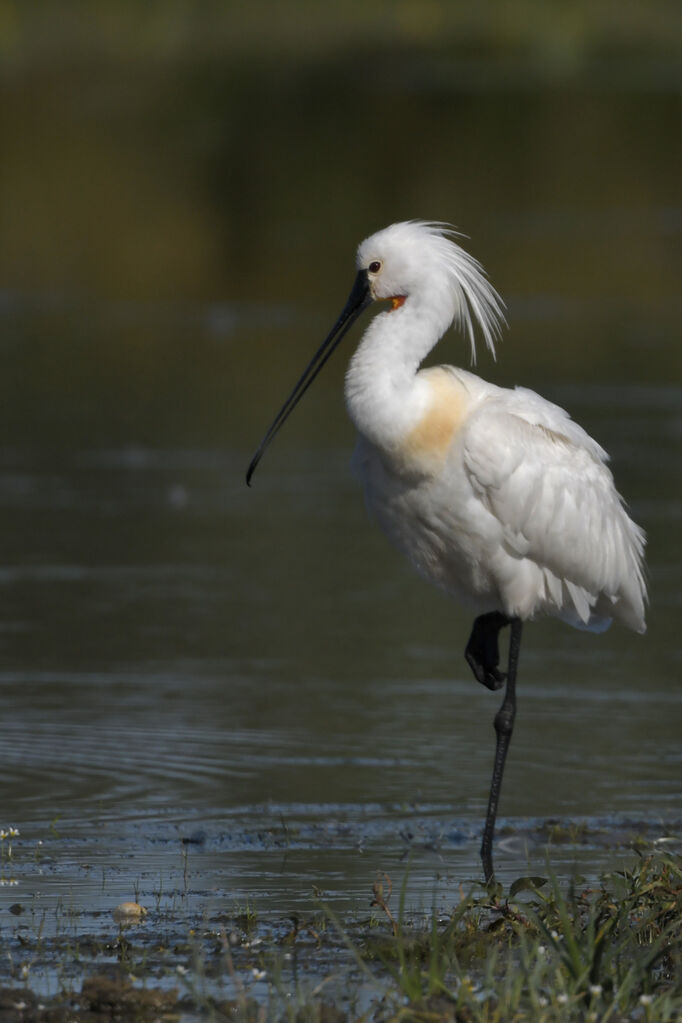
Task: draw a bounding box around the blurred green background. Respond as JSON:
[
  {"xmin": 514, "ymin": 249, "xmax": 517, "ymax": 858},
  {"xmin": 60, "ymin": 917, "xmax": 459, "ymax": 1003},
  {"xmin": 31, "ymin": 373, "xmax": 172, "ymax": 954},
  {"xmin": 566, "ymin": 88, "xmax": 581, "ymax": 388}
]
[{"xmin": 1, "ymin": 0, "xmax": 680, "ymax": 450}]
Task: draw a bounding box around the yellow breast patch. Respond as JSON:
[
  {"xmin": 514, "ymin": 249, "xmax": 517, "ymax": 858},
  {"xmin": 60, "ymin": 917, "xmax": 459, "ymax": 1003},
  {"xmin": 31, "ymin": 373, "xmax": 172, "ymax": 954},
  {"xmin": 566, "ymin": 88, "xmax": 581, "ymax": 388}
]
[{"xmin": 398, "ymin": 369, "xmax": 470, "ymax": 469}]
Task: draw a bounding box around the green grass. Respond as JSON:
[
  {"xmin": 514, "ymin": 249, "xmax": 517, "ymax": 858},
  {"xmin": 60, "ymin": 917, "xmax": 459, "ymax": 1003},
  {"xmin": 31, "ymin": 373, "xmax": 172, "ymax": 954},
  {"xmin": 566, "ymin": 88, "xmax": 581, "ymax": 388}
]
[
  {"xmin": 339, "ymin": 853, "xmax": 682, "ymax": 1022},
  {"xmin": 2, "ymin": 849, "xmax": 680, "ymax": 1021}
]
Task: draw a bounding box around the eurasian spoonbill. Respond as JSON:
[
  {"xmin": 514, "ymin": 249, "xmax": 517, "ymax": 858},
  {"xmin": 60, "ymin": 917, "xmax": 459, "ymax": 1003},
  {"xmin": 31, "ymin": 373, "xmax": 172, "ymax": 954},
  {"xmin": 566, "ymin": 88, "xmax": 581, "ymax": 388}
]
[{"xmin": 246, "ymin": 220, "xmax": 647, "ymax": 882}]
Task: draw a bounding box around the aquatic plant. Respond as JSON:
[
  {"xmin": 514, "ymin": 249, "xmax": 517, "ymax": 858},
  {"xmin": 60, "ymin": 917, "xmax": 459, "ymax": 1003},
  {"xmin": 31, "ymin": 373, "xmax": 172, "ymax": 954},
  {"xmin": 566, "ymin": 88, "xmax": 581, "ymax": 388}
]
[
  {"xmin": 1, "ymin": 849, "xmax": 680, "ymax": 1021},
  {"xmin": 354, "ymin": 853, "xmax": 682, "ymax": 1021}
]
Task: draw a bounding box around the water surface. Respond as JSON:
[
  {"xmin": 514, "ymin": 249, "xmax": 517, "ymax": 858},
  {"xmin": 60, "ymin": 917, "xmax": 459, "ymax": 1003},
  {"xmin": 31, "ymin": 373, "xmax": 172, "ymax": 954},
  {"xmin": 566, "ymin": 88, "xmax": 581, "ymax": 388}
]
[{"xmin": 0, "ymin": 46, "xmax": 680, "ymax": 941}]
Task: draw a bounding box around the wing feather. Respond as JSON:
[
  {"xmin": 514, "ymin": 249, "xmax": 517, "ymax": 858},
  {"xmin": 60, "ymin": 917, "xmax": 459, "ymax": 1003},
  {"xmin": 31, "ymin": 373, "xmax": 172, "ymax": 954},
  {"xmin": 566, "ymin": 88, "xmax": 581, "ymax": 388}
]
[{"xmin": 462, "ymin": 394, "xmax": 646, "ymax": 630}]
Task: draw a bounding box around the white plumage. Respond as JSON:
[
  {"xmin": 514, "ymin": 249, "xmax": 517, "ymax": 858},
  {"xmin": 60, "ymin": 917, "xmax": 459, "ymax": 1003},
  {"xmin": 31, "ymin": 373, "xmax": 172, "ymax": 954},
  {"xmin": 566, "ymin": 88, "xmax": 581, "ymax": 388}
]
[
  {"xmin": 345, "ymin": 221, "xmax": 646, "ymax": 636},
  {"xmin": 247, "ymin": 218, "xmax": 647, "ymax": 880}
]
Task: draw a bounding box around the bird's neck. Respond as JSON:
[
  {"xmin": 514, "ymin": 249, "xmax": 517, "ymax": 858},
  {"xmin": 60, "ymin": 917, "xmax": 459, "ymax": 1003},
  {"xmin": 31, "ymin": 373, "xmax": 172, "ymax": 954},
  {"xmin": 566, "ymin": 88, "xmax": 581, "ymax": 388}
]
[{"xmin": 344, "ymin": 299, "xmax": 447, "ymax": 449}]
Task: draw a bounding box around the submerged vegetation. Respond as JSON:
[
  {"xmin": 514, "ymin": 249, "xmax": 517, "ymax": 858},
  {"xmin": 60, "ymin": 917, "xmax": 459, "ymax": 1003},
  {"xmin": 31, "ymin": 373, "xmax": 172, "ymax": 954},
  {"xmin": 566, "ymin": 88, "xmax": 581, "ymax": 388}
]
[{"xmin": 1, "ymin": 847, "xmax": 680, "ymax": 1021}]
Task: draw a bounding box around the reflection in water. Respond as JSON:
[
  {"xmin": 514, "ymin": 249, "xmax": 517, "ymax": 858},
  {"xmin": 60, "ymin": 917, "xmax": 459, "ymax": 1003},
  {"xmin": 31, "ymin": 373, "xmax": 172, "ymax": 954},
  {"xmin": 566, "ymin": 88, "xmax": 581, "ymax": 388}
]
[{"xmin": 0, "ymin": 44, "xmax": 679, "ymax": 913}]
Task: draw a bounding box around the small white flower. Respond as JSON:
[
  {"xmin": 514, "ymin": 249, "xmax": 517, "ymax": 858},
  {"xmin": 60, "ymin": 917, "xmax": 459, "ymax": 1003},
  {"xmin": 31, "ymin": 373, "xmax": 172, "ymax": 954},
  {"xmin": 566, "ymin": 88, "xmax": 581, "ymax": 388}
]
[
  {"xmin": 589, "ymin": 984, "xmax": 602, "ymax": 997},
  {"xmin": 0, "ymin": 831, "xmax": 7, "ymax": 840},
  {"xmin": 537, "ymin": 996, "xmax": 548, "ymax": 1007},
  {"xmin": 20, "ymin": 965, "xmax": 29, "ymax": 979},
  {"xmin": 251, "ymin": 968, "xmax": 266, "ymax": 981},
  {"xmin": 550, "ymin": 929, "xmax": 560, "ymax": 940},
  {"xmin": 537, "ymin": 945, "xmax": 546, "ymax": 955},
  {"xmin": 557, "ymin": 993, "xmax": 568, "ymax": 1005},
  {"xmin": 13, "ymin": 1003, "xmax": 26, "ymax": 1012},
  {"xmin": 9, "ymin": 828, "xmax": 19, "ymax": 837},
  {"xmin": 175, "ymin": 965, "xmax": 188, "ymax": 976},
  {"xmin": 639, "ymin": 994, "xmax": 653, "ymax": 1006}
]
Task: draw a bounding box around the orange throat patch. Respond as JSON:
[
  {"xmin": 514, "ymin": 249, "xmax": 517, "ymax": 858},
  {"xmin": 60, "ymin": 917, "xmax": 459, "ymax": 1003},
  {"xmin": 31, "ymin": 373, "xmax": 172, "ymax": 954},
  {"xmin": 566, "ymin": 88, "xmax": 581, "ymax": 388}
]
[{"xmin": 389, "ymin": 295, "xmax": 406, "ymax": 311}]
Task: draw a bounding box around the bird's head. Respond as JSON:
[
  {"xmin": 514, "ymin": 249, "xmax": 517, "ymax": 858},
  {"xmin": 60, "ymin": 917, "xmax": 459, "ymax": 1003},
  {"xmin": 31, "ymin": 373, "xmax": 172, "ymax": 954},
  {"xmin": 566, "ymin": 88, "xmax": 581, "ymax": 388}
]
[
  {"xmin": 246, "ymin": 220, "xmax": 505, "ymax": 485},
  {"xmin": 357, "ymin": 221, "xmax": 505, "ymax": 362}
]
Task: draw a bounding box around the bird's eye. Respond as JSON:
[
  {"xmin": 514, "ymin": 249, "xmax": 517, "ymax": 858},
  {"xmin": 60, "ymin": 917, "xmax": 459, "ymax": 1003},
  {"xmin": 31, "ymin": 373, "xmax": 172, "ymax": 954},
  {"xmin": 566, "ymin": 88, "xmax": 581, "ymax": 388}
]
[{"xmin": 368, "ymin": 260, "xmax": 382, "ymax": 274}]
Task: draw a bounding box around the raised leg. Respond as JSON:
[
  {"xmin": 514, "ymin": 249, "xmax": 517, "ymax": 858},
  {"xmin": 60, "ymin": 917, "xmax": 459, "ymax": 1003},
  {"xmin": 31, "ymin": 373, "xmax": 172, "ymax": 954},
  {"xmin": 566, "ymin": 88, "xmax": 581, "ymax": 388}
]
[
  {"xmin": 480, "ymin": 617, "xmax": 523, "ymax": 884},
  {"xmin": 465, "ymin": 611, "xmax": 511, "ymax": 691}
]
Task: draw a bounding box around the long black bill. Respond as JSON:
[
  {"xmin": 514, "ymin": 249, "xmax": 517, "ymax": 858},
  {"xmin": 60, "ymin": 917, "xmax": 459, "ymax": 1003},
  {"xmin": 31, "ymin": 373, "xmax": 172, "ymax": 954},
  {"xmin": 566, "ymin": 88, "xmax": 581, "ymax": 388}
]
[{"xmin": 246, "ymin": 269, "xmax": 372, "ymax": 485}]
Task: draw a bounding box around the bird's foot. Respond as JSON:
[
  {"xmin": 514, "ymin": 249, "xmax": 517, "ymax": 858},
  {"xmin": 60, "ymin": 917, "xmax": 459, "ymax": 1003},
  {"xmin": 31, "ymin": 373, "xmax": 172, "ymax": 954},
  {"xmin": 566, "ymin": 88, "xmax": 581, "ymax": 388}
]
[
  {"xmin": 465, "ymin": 648, "xmax": 506, "ymax": 690},
  {"xmin": 465, "ymin": 612, "xmax": 510, "ymax": 691}
]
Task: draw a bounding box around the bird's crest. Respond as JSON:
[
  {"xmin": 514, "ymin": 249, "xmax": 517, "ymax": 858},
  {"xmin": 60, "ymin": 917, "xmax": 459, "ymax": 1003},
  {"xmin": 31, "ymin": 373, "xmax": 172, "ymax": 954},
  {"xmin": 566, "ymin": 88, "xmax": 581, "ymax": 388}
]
[{"xmin": 381, "ymin": 221, "xmax": 507, "ymax": 364}]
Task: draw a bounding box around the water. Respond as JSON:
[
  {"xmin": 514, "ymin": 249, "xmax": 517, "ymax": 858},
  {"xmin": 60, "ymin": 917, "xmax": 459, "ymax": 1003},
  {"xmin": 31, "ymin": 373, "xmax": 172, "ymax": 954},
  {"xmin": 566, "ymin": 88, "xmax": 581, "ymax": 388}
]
[
  {"xmin": 0, "ymin": 40, "xmax": 680, "ymax": 945},
  {"xmin": 0, "ymin": 385, "xmax": 678, "ymax": 917}
]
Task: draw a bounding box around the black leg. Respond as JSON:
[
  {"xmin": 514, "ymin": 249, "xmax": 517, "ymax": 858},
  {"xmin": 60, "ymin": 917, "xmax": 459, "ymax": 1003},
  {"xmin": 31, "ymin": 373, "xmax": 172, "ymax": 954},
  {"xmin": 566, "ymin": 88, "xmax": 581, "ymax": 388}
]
[
  {"xmin": 480, "ymin": 617, "xmax": 523, "ymax": 885},
  {"xmin": 465, "ymin": 611, "xmax": 511, "ymax": 691}
]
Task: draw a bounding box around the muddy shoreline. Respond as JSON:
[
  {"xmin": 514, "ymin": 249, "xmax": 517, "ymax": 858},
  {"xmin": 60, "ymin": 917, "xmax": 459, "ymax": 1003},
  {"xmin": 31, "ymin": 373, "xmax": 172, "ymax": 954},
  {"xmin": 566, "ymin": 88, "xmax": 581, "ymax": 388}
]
[{"xmin": 2, "ymin": 820, "xmax": 680, "ymax": 1022}]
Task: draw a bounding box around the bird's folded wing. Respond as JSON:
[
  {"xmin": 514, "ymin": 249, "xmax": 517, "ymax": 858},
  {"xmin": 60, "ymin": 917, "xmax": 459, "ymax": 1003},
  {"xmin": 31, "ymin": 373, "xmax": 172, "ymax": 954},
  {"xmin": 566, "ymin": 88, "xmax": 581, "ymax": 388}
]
[{"xmin": 462, "ymin": 398, "xmax": 645, "ymax": 603}]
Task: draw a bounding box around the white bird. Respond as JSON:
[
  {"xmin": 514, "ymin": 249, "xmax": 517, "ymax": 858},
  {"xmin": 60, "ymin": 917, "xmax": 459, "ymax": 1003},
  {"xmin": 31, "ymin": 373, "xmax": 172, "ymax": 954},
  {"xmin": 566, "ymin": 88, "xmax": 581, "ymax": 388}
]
[{"xmin": 247, "ymin": 220, "xmax": 647, "ymax": 882}]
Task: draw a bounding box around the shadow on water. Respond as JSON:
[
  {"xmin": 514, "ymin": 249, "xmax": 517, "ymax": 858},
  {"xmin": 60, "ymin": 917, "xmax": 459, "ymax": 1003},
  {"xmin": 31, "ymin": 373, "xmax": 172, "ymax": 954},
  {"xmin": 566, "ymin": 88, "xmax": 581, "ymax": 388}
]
[{"xmin": 0, "ymin": 19, "xmax": 680, "ymax": 1002}]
